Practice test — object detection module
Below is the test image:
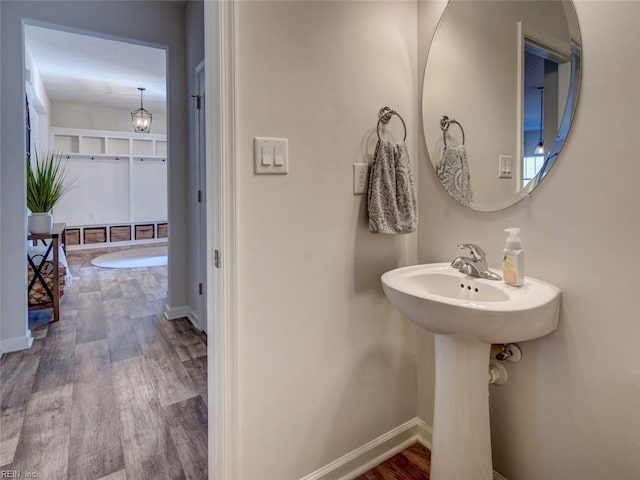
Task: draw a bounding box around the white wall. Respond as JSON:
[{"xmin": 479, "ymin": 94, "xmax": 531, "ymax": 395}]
[
  {"xmin": 25, "ymin": 44, "xmax": 51, "ymax": 154},
  {"xmin": 417, "ymin": 1, "xmax": 640, "ymax": 478},
  {"xmin": 50, "ymin": 102, "xmax": 167, "ymax": 134},
  {"xmin": 234, "ymin": 1, "xmax": 419, "ymax": 478},
  {"xmin": 0, "ymin": 0, "xmax": 189, "ymax": 352}
]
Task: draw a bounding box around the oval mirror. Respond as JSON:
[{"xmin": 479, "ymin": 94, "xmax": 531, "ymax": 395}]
[{"xmin": 423, "ymin": 0, "xmax": 581, "ymax": 211}]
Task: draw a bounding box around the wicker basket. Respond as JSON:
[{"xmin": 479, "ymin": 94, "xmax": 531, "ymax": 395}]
[
  {"xmin": 27, "ymin": 261, "xmax": 66, "ymax": 306},
  {"xmin": 110, "ymin": 225, "xmax": 131, "ymax": 242},
  {"xmin": 84, "ymin": 227, "xmax": 107, "ymax": 244},
  {"xmin": 135, "ymin": 224, "xmax": 154, "ymax": 240}
]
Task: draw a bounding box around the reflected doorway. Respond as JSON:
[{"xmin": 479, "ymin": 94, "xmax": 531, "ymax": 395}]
[{"xmin": 522, "ymin": 40, "xmax": 571, "ymax": 188}]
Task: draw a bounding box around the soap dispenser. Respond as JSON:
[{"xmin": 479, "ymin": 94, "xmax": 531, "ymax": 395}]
[{"xmin": 502, "ymin": 227, "xmax": 524, "ymax": 286}]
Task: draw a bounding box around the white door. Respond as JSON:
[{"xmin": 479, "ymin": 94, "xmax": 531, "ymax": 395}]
[{"xmin": 195, "ymin": 62, "xmax": 207, "ymax": 332}]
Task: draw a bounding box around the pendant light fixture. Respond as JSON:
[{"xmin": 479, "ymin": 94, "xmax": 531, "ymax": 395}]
[
  {"xmin": 131, "ymin": 87, "xmax": 152, "ymax": 133},
  {"xmin": 534, "ymin": 87, "xmax": 545, "ymax": 155}
]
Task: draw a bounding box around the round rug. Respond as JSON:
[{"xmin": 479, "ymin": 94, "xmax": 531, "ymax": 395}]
[{"xmin": 91, "ymin": 246, "xmax": 168, "ymax": 269}]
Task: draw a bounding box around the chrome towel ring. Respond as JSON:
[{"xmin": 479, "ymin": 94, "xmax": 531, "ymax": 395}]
[
  {"xmin": 440, "ymin": 115, "xmax": 465, "ymax": 147},
  {"xmin": 377, "ymin": 106, "xmax": 407, "ymax": 142}
]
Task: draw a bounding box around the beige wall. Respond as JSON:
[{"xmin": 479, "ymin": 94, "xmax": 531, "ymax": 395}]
[
  {"xmin": 235, "ymin": 1, "xmax": 419, "ymax": 478},
  {"xmin": 418, "ymin": 1, "xmax": 640, "ymax": 478}
]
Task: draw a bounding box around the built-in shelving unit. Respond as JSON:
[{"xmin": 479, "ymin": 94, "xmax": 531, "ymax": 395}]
[
  {"xmin": 52, "ymin": 127, "xmax": 167, "ymax": 161},
  {"xmin": 50, "ymin": 127, "xmax": 168, "ymax": 249}
]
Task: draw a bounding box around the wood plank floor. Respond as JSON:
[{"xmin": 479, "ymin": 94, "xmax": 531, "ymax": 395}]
[
  {"xmin": 0, "ymin": 246, "xmax": 207, "ymax": 479},
  {"xmin": 356, "ymin": 443, "xmax": 431, "ymax": 480}
]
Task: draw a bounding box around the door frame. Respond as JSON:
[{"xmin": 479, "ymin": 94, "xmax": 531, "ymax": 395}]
[
  {"xmin": 194, "ymin": 59, "xmax": 207, "ymax": 332},
  {"xmin": 205, "ymin": 1, "xmax": 238, "ymax": 478}
]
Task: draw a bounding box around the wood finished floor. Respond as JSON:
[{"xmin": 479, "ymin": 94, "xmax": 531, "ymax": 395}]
[
  {"xmin": 0, "ymin": 246, "xmax": 208, "ymax": 480},
  {"xmin": 356, "ymin": 443, "xmax": 431, "ymax": 480}
]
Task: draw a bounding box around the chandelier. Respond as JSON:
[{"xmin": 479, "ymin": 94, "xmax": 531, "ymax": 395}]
[{"xmin": 131, "ymin": 87, "xmax": 152, "ymax": 133}]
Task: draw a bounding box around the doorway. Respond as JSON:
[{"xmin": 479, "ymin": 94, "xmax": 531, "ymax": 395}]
[
  {"xmin": 4, "ymin": 19, "xmax": 209, "ymax": 478},
  {"xmin": 519, "ymin": 24, "xmax": 572, "ymax": 189},
  {"xmin": 1, "ymin": 1, "xmax": 216, "ymax": 471}
]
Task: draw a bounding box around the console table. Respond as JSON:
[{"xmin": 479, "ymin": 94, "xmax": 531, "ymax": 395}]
[{"xmin": 27, "ymin": 223, "xmax": 66, "ymax": 322}]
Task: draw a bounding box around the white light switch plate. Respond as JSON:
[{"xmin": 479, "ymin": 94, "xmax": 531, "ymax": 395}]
[
  {"xmin": 498, "ymin": 155, "xmax": 512, "ymax": 178},
  {"xmin": 254, "ymin": 137, "xmax": 288, "ymax": 174}
]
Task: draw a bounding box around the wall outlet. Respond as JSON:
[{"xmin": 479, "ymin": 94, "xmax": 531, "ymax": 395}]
[{"xmin": 353, "ymin": 163, "xmax": 369, "ymax": 195}]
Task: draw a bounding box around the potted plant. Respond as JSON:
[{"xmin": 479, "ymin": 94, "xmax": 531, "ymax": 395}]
[{"xmin": 26, "ymin": 151, "xmax": 75, "ymax": 234}]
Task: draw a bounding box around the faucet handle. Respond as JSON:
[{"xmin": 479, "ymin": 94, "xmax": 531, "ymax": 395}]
[{"xmin": 457, "ymin": 243, "xmax": 486, "ymax": 262}]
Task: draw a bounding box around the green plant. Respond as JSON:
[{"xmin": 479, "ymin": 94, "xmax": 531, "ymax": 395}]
[{"xmin": 26, "ymin": 151, "xmax": 75, "ymax": 213}]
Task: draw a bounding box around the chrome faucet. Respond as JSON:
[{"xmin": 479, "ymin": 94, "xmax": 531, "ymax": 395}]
[{"xmin": 451, "ymin": 244, "xmax": 502, "ymax": 280}]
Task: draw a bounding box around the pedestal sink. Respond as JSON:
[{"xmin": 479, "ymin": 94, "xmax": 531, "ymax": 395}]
[{"xmin": 381, "ymin": 263, "xmax": 560, "ymax": 480}]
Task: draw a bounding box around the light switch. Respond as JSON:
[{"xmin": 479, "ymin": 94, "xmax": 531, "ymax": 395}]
[
  {"xmin": 261, "ymin": 146, "xmax": 274, "ymax": 166},
  {"xmin": 274, "ymin": 145, "xmax": 285, "ymax": 166},
  {"xmin": 254, "ymin": 137, "xmax": 288, "ymax": 174}
]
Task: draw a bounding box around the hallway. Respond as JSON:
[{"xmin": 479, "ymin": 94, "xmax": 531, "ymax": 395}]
[{"xmin": 0, "ymin": 247, "xmax": 207, "ymax": 479}]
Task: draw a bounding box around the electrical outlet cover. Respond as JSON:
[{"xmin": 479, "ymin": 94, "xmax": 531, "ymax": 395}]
[{"xmin": 353, "ymin": 163, "xmax": 369, "ymax": 194}]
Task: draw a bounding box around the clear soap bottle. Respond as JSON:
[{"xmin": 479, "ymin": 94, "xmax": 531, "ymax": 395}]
[{"xmin": 502, "ymin": 227, "xmax": 524, "ymax": 286}]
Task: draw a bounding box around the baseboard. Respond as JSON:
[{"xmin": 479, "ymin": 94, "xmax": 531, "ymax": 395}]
[
  {"xmin": 163, "ymin": 304, "xmax": 191, "ymax": 320},
  {"xmin": 299, "ymin": 416, "xmax": 508, "ymax": 480},
  {"xmin": 185, "ymin": 307, "xmax": 200, "ymax": 329},
  {"xmin": 0, "ymin": 332, "xmax": 34, "ymax": 356},
  {"xmin": 415, "ymin": 418, "xmax": 433, "ymax": 449},
  {"xmin": 300, "ymin": 417, "xmax": 424, "ymax": 480},
  {"xmin": 164, "ymin": 304, "xmax": 203, "ymax": 330}
]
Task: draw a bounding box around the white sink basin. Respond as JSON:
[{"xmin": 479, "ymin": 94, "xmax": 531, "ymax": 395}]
[
  {"xmin": 381, "ymin": 263, "xmax": 561, "ymax": 343},
  {"xmin": 381, "ymin": 262, "xmax": 561, "ymax": 480}
]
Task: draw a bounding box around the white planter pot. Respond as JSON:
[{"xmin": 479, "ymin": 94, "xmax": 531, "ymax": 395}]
[{"xmin": 28, "ymin": 212, "xmax": 53, "ymax": 234}]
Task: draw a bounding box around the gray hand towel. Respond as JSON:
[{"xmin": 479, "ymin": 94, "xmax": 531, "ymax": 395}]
[
  {"xmin": 367, "ymin": 140, "xmax": 418, "ymax": 234},
  {"xmin": 436, "ymin": 145, "xmax": 473, "ymax": 207}
]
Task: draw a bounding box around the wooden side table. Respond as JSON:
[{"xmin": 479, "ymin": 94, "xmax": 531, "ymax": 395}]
[{"xmin": 27, "ymin": 222, "xmax": 66, "ymax": 322}]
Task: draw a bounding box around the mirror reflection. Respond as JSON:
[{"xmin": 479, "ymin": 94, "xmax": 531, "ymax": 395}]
[{"xmin": 423, "ymin": 0, "xmax": 581, "ymax": 211}]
